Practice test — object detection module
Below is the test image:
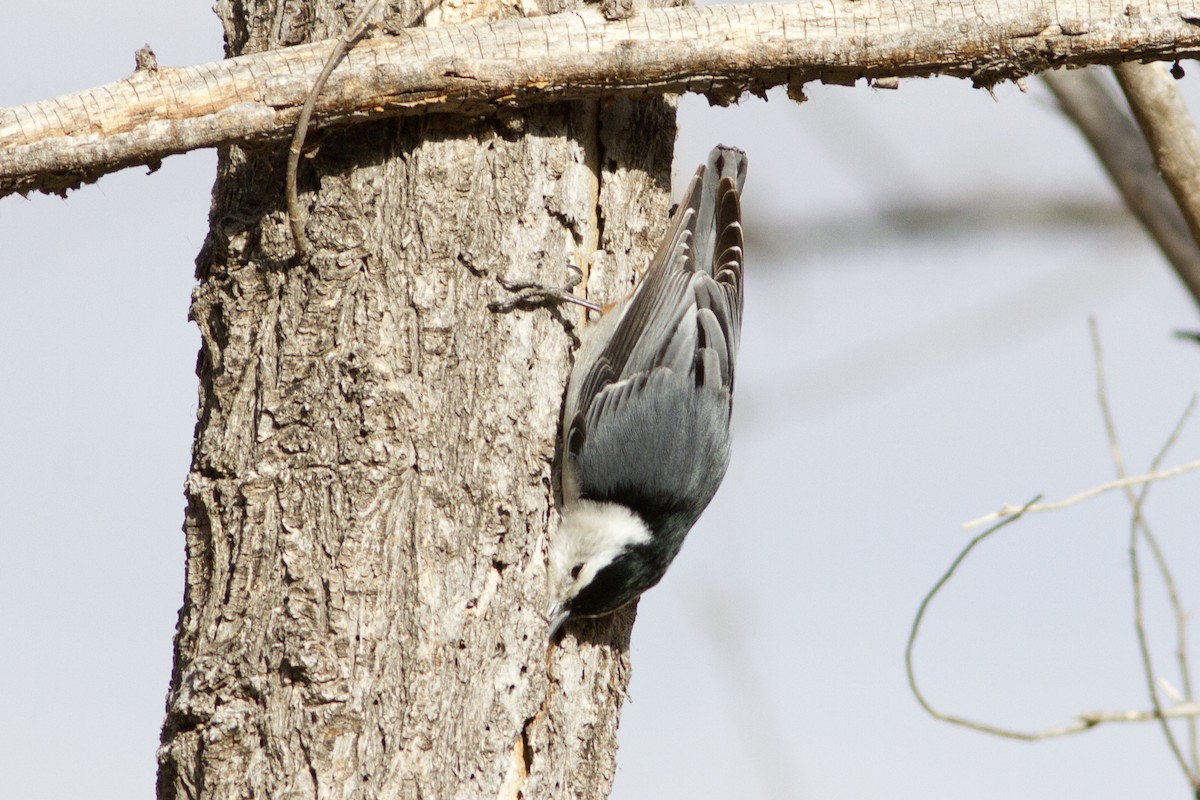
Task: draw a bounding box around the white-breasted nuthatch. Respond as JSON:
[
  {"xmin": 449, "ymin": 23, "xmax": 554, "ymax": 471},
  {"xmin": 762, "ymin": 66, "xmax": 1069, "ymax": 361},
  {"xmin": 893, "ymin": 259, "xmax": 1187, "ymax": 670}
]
[{"xmin": 547, "ymin": 145, "xmax": 747, "ymax": 636}]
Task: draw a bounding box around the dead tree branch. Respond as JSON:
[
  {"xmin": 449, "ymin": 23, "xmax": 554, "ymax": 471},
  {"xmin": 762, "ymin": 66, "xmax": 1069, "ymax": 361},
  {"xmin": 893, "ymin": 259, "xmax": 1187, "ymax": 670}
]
[
  {"xmin": 1043, "ymin": 68, "xmax": 1200, "ymax": 311},
  {"xmin": 1116, "ymin": 62, "xmax": 1200, "ymax": 310},
  {"xmin": 7, "ymin": 0, "xmax": 1200, "ymax": 196}
]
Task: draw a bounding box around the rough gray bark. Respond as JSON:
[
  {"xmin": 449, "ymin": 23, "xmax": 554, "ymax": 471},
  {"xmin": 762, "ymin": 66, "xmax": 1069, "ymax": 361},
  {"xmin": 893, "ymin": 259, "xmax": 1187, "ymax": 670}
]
[
  {"xmin": 8, "ymin": 0, "xmax": 1200, "ymax": 197},
  {"xmin": 155, "ymin": 1, "xmax": 677, "ymax": 798}
]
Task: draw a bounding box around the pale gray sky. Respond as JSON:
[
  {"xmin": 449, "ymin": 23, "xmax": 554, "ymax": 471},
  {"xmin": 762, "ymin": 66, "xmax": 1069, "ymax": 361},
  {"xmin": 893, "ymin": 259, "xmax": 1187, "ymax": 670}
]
[{"xmin": 2, "ymin": 4, "xmax": 1198, "ymax": 799}]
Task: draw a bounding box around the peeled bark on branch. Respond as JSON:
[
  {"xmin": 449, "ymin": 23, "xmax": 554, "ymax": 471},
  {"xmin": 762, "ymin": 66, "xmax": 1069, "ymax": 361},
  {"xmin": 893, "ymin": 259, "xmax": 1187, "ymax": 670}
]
[{"xmin": 6, "ymin": 0, "xmax": 1200, "ymax": 196}]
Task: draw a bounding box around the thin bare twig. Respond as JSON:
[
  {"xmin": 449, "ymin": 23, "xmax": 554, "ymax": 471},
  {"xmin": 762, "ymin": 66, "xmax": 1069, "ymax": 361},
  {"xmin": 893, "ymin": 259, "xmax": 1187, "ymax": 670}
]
[
  {"xmin": 961, "ymin": 459, "xmax": 1200, "ymax": 529},
  {"xmin": 1079, "ymin": 704, "xmax": 1200, "ymax": 724},
  {"xmin": 910, "ymin": 488, "xmax": 1200, "ymax": 742},
  {"xmin": 1089, "ymin": 319, "xmax": 1200, "ymax": 792},
  {"xmin": 1135, "ymin": 393, "xmax": 1199, "ymax": 774},
  {"xmin": 905, "ymin": 499, "xmax": 1060, "ymax": 742},
  {"xmin": 906, "ymin": 497, "xmax": 1195, "ymax": 740},
  {"xmin": 912, "ymin": 323, "xmax": 1200, "ymax": 751},
  {"xmin": 286, "ymin": 0, "xmax": 382, "ymax": 262}
]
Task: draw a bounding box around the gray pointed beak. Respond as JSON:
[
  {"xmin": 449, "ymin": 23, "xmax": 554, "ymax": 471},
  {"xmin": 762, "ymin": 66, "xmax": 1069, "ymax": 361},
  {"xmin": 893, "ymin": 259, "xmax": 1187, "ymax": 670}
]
[{"xmin": 547, "ymin": 602, "xmax": 571, "ymax": 638}]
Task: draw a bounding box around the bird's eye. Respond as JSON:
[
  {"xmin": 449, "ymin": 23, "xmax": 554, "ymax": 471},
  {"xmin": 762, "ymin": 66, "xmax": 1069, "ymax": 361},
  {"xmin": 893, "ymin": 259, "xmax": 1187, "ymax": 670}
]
[{"xmin": 570, "ymin": 564, "xmax": 583, "ymax": 579}]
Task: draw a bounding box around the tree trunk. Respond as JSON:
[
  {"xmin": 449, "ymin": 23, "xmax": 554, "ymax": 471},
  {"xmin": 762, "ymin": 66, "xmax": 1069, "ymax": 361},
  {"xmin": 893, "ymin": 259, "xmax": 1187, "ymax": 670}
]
[{"xmin": 156, "ymin": 1, "xmax": 677, "ymax": 797}]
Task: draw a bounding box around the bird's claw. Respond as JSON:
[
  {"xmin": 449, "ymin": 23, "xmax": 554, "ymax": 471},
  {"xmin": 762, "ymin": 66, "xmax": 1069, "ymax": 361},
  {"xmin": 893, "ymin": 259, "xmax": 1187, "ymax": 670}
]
[{"xmin": 488, "ymin": 263, "xmax": 601, "ymax": 313}]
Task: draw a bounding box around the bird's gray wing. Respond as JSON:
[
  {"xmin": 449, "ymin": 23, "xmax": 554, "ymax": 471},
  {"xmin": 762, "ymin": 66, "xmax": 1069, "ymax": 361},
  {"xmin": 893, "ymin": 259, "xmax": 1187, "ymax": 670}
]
[
  {"xmin": 570, "ymin": 165, "xmax": 707, "ymax": 415},
  {"xmin": 565, "ymin": 146, "xmax": 746, "ymax": 490}
]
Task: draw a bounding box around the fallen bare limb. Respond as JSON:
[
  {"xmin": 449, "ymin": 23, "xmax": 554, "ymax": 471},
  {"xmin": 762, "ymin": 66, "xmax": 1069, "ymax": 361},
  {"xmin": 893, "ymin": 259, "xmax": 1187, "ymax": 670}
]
[{"xmin": 7, "ymin": 0, "xmax": 1200, "ymax": 196}]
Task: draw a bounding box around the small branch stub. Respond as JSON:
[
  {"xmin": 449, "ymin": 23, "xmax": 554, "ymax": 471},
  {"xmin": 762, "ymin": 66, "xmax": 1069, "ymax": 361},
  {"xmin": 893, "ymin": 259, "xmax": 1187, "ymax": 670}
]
[{"xmin": 134, "ymin": 45, "xmax": 158, "ymax": 72}]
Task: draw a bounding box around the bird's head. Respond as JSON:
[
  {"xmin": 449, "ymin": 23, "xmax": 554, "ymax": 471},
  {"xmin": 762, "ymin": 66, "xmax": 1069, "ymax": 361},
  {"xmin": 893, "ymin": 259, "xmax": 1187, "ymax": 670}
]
[{"xmin": 546, "ymin": 499, "xmax": 655, "ymax": 636}]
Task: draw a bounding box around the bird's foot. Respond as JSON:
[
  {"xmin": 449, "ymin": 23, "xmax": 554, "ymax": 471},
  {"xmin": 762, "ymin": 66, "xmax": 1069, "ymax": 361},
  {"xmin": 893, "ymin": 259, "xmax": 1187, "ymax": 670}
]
[{"xmin": 488, "ymin": 262, "xmax": 601, "ymax": 313}]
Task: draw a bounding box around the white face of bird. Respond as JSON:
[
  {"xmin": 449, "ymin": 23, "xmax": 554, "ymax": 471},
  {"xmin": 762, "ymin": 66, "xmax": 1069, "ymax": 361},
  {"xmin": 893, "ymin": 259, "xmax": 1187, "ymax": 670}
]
[{"xmin": 546, "ymin": 499, "xmax": 652, "ymax": 625}]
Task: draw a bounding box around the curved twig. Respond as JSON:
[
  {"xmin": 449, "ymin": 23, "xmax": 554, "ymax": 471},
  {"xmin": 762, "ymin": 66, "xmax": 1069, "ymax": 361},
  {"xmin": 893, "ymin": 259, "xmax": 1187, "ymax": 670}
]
[{"xmin": 286, "ymin": 0, "xmax": 382, "ymax": 262}]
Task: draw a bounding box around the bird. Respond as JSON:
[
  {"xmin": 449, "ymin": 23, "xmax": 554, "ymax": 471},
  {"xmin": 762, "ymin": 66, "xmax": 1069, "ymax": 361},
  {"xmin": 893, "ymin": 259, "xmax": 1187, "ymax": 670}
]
[{"xmin": 546, "ymin": 144, "xmax": 747, "ymax": 637}]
